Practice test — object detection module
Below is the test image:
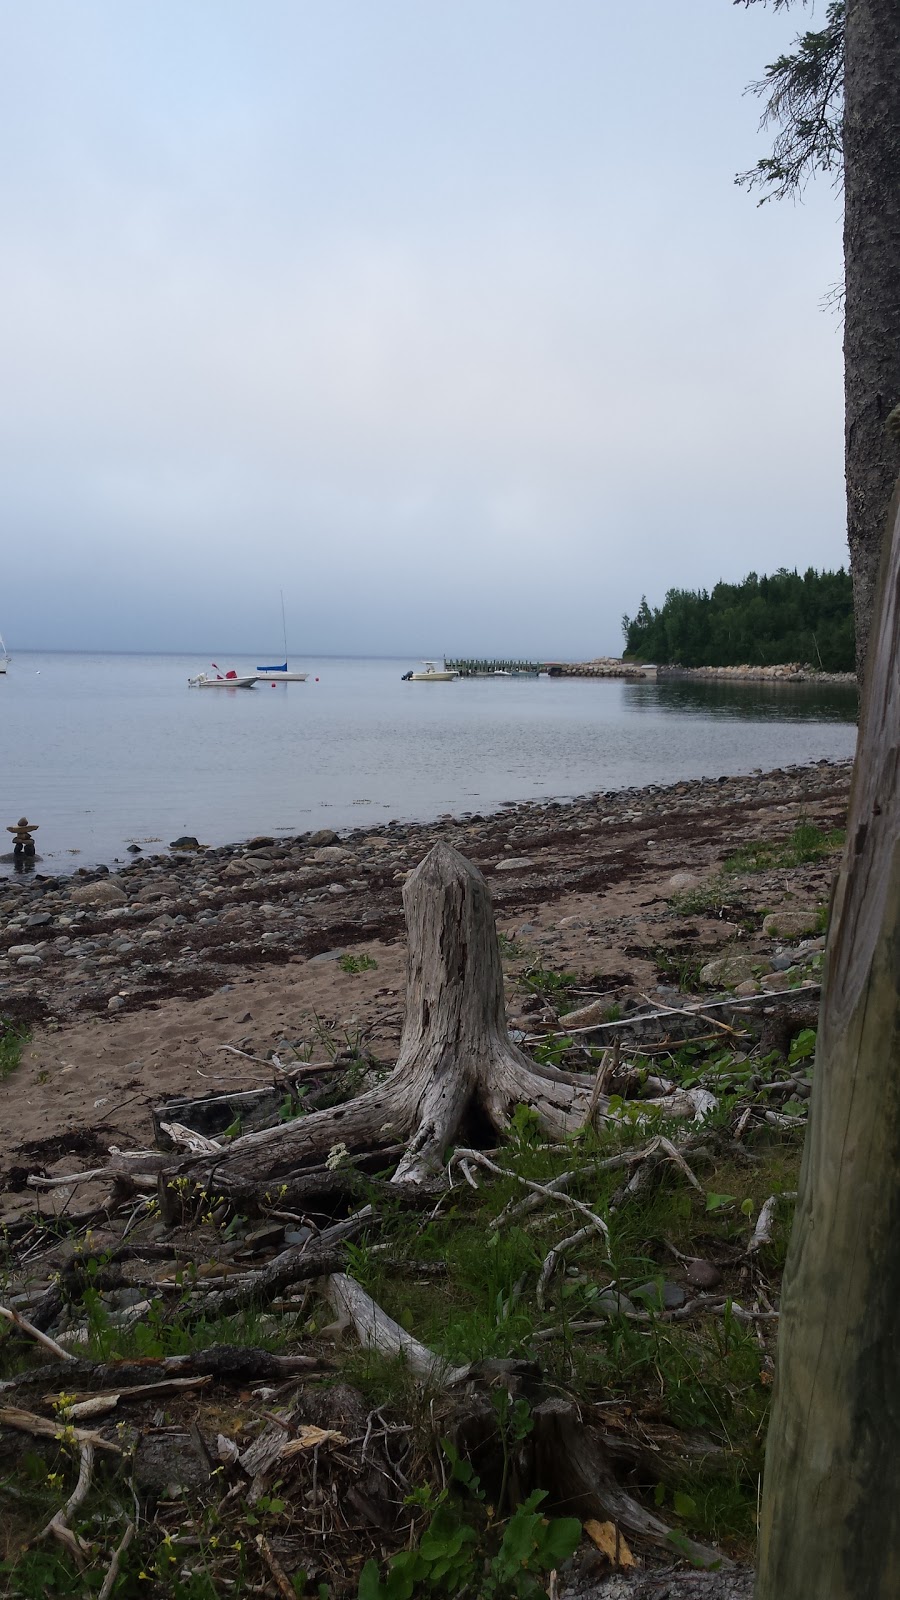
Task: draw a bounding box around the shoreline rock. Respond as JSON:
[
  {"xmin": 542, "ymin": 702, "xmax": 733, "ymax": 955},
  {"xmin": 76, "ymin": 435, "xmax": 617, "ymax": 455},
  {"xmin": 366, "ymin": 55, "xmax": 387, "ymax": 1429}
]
[
  {"xmin": 657, "ymin": 664, "xmax": 856, "ymax": 686},
  {"xmin": 0, "ymin": 757, "xmax": 852, "ymax": 1028}
]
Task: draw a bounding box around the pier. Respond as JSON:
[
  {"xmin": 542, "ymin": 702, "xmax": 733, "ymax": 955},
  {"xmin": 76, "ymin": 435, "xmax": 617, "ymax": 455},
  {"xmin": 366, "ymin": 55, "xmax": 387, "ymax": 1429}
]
[
  {"xmin": 445, "ymin": 657, "xmax": 656, "ymax": 679},
  {"xmin": 444, "ymin": 659, "xmax": 542, "ymax": 676}
]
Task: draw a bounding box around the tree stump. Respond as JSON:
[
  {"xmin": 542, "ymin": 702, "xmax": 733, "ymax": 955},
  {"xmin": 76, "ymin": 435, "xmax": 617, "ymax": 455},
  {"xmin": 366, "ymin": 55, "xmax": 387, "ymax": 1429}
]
[
  {"xmin": 757, "ymin": 481, "xmax": 900, "ymax": 1597},
  {"xmin": 159, "ymin": 843, "xmax": 601, "ymax": 1210}
]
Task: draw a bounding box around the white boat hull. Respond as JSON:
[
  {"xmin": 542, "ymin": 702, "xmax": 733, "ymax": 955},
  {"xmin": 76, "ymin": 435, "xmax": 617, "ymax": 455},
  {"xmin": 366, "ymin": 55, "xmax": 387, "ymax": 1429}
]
[
  {"xmin": 189, "ymin": 674, "xmax": 257, "ymax": 689},
  {"xmin": 408, "ymin": 671, "xmax": 456, "ymax": 681},
  {"xmin": 254, "ymin": 672, "xmax": 308, "ymax": 682}
]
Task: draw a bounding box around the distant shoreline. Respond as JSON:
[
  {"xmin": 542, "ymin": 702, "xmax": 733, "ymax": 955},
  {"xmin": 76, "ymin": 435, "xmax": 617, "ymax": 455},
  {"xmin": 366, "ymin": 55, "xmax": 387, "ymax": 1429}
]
[{"xmin": 654, "ymin": 664, "xmax": 857, "ymax": 688}]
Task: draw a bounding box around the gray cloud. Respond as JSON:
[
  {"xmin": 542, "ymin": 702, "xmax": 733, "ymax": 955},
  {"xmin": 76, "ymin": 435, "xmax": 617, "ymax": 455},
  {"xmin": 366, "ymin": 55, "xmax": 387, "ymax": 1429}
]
[{"xmin": 1, "ymin": 0, "xmax": 845, "ymax": 657}]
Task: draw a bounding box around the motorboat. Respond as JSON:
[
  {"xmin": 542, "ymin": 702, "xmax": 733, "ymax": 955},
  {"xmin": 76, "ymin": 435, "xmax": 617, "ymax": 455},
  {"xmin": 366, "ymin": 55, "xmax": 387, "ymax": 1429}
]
[
  {"xmin": 0, "ymin": 632, "xmax": 9, "ymax": 674},
  {"xmin": 402, "ymin": 661, "xmax": 458, "ymax": 682},
  {"xmin": 189, "ymin": 669, "xmax": 257, "ymax": 689}
]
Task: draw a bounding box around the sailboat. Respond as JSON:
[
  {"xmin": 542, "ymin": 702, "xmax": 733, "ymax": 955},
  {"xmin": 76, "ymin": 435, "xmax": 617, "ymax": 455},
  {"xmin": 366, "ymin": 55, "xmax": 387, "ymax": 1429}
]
[
  {"xmin": 256, "ymin": 592, "xmax": 308, "ymax": 682},
  {"xmin": 0, "ymin": 632, "xmax": 9, "ymax": 674}
]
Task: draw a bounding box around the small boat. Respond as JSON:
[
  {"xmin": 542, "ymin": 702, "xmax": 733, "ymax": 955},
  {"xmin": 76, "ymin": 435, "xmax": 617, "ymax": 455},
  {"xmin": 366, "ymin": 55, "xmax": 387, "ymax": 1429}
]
[
  {"xmin": 0, "ymin": 632, "xmax": 9, "ymax": 674},
  {"xmin": 256, "ymin": 591, "xmax": 308, "ymax": 682},
  {"xmin": 255, "ymin": 664, "xmax": 309, "ymax": 683},
  {"xmin": 402, "ymin": 661, "xmax": 458, "ymax": 682},
  {"xmin": 189, "ymin": 667, "xmax": 257, "ymax": 689}
]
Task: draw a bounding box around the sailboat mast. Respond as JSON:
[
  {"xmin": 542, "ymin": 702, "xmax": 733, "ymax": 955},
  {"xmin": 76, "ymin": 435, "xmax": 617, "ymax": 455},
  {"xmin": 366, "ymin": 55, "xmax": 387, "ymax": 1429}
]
[{"xmin": 280, "ymin": 590, "xmax": 287, "ymax": 663}]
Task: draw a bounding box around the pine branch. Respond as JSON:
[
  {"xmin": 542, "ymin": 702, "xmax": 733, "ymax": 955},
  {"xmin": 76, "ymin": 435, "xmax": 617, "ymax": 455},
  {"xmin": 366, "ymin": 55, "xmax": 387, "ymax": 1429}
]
[{"xmin": 735, "ymin": 1, "xmax": 845, "ymax": 202}]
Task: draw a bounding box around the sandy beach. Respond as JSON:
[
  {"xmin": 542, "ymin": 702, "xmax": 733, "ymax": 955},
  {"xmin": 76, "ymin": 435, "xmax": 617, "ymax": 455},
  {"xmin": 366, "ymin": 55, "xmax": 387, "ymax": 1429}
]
[{"xmin": 1, "ymin": 757, "xmax": 849, "ymax": 1216}]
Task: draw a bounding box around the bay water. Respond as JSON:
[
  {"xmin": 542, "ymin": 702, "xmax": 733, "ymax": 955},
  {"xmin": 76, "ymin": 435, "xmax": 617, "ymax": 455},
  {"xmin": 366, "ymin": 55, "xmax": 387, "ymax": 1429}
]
[{"xmin": 1, "ymin": 653, "xmax": 857, "ymax": 877}]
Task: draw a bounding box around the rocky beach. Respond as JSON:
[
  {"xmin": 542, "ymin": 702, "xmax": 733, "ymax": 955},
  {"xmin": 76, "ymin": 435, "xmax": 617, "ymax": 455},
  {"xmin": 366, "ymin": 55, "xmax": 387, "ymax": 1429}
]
[{"xmin": 1, "ymin": 758, "xmax": 849, "ymax": 1214}]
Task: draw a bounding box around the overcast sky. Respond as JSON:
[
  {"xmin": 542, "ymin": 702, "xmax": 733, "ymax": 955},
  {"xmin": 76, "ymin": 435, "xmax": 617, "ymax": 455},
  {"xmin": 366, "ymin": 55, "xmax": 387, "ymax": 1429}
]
[{"xmin": 1, "ymin": 1, "xmax": 845, "ymax": 659}]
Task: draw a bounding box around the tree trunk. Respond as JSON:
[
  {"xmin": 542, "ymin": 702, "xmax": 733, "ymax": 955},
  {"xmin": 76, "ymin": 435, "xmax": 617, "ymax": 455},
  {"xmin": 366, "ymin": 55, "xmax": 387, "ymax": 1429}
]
[
  {"xmin": 756, "ymin": 481, "xmax": 900, "ymax": 1597},
  {"xmin": 158, "ymin": 842, "xmax": 601, "ymax": 1212},
  {"xmin": 843, "ymin": 0, "xmax": 900, "ymax": 677}
]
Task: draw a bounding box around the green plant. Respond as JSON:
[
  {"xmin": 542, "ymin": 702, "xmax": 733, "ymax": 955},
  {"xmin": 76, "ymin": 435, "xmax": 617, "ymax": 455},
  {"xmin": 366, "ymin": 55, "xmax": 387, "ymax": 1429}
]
[
  {"xmin": 520, "ymin": 967, "xmax": 577, "ymax": 1000},
  {"xmin": 788, "ymin": 1028, "xmax": 816, "ymax": 1066},
  {"xmin": 0, "ymin": 1017, "xmax": 27, "ymax": 1081},
  {"xmin": 724, "ymin": 820, "xmax": 845, "ymax": 875},
  {"xmin": 653, "ymin": 946, "xmax": 706, "ymax": 993},
  {"xmin": 339, "ymin": 953, "xmax": 378, "ymax": 974},
  {"xmin": 357, "ymin": 1444, "xmax": 580, "ymax": 1599}
]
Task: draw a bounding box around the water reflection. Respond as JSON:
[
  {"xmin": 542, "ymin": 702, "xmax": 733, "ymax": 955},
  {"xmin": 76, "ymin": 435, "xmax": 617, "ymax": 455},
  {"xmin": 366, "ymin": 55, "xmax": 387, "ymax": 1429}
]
[{"xmin": 624, "ymin": 678, "xmax": 858, "ymax": 724}]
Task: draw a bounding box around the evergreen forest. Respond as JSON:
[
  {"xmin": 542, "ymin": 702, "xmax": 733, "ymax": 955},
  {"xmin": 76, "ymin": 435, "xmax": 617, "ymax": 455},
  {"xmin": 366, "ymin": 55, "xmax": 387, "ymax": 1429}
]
[{"xmin": 621, "ymin": 567, "xmax": 854, "ymax": 671}]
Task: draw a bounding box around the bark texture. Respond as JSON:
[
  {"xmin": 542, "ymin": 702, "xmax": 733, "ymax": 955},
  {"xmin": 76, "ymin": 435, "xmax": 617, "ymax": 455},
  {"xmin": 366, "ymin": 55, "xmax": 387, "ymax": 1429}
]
[
  {"xmin": 158, "ymin": 842, "xmax": 601, "ymax": 1207},
  {"xmin": 756, "ymin": 483, "xmax": 900, "ymax": 1597},
  {"xmin": 843, "ymin": 0, "xmax": 900, "ymax": 676}
]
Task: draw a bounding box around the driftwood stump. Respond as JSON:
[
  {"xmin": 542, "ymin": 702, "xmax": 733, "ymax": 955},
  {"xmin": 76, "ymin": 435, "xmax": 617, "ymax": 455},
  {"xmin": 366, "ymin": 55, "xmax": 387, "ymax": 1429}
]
[
  {"xmin": 159, "ymin": 843, "xmax": 601, "ymax": 1209},
  {"xmin": 756, "ymin": 482, "xmax": 900, "ymax": 1598}
]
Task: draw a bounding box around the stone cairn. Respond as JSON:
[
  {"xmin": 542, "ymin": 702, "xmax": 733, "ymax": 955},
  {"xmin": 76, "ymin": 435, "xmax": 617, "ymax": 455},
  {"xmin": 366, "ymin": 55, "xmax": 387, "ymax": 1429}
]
[{"xmin": 7, "ymin": 816, "xmax": 38, "ymax": 858}]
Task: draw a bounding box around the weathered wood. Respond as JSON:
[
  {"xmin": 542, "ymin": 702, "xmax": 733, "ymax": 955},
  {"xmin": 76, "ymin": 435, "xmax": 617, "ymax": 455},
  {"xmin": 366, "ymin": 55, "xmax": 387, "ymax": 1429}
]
[
  {"xmin": 157, "ymin": 844, "xmax": 603, "ymax": 1206},
  {"xmin": 527, "ymin": 1398, "xmax": 725, "ymax": 1567},
  {"xmin": 757, "ymin": 482, "xmax": 900, "ymax": 1598}
]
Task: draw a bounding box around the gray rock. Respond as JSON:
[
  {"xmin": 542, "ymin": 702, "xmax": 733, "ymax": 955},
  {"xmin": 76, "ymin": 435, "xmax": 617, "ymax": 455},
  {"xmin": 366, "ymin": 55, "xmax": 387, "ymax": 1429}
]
[
  {"xmin": 769, "ymin": 951, "xmax": 794, "ymax": 972},
  {"xmin": 594, "ymin": 1290, "xmax": 636, "ymax": 1317},
  {"xmin": 284, "ymin": 1226, "xmax": 313, "ymax": 1247},
  {"xmin": 762, "ymin": 909, "xmax": 819, "ymax": 939},
  {"xmin": 699, "ymin": 954, "xmax": 762, "ymax": 988},
  {"xmin": 633, "ymin": 1280, "xmax": 686, "ymax": 1311},
  {"xmin": 70, "ymin": 880, "xmax": 127, "ymax": 908},
  {"xmin": 107, "ymin": 995, "xmax": 126, "ymax": 1011},
  {"xmin": 308, "ymin": 829, "xmax": 339, "ymax": 847},
  {"xmin": 684, "ymin": 1258, "xmax": 722, "ymax": 1289},
  {"xmin": 495, "ymin": 857, "xmax": 535, "ymax": 872},
  {"xmin": 16, "ymin": 954, "xmax": 43, "ymax": 968},
  {"xmin": 169, "ymin": 835, "xmax": 201, "ymax": 850},
  {"xmin": 667, "ymin": 871, "xmax": 702, "ymax": 891}
]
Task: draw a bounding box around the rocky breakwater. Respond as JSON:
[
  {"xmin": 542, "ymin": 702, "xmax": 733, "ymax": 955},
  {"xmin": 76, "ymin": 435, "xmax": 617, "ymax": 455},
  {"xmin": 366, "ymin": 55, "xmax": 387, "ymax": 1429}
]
[
  {"xmin": 553, "ymin": 657, "xmax": 654, "ymax": 678},
  {"xmin": 658, "ymin": 663, "xmax": 857, "ymax": 686},
  {"xmin": 0, "ymin": 758, "xmax": 852, "ymax": 1027}
]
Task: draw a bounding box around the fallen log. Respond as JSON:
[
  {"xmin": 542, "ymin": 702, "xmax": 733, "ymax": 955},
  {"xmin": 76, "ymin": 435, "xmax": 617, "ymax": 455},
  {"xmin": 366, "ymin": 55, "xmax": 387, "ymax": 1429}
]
[{"xmin": 0, "ymin": 1344, "xmax": 328, "ymax": 1400}]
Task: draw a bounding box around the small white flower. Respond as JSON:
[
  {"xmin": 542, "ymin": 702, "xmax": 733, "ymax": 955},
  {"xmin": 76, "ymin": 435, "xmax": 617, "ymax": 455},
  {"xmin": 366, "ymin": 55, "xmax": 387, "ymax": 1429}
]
[{"xmin": 326, "ymin": 1141, "xmax": 349, "ymax": 1170}]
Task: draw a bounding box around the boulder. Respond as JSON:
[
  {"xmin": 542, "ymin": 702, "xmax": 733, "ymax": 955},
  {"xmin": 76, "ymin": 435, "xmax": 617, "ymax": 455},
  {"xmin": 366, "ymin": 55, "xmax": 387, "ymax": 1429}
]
[
  {"xmin": 668, "ymin": 871, "xmax": 702, "ymax": 891},
  {"xmin": 308, "ymin": 829, "xmax": 339, "ymax": 847},
  {"xmin": 308, "ymin": 846, "xmax": 355, "ymax": 865},
  {"xmin": 762, "ymin": 909, "xmax": 820, "ymax": 939},
  {"xmin": 699, "ymin": 953, "xmax": 763, "ymax": 988},
  {"xmin": 69, "ymin": 880, "xmax": 128, "ymax": 908}
]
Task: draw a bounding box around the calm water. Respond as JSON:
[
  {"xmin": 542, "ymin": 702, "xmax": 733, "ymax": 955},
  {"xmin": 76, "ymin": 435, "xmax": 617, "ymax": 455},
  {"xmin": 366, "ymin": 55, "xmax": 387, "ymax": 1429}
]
[{"xmin": 1, "ymin": 653, "xmax": 857, "ymax": 876}]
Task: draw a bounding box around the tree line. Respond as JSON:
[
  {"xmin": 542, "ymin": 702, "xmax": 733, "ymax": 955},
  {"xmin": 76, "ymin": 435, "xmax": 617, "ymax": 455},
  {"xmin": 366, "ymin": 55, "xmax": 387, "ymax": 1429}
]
[{"xmin": 621, "ymin": 566, "xmax": 854, "ymax": 671}]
